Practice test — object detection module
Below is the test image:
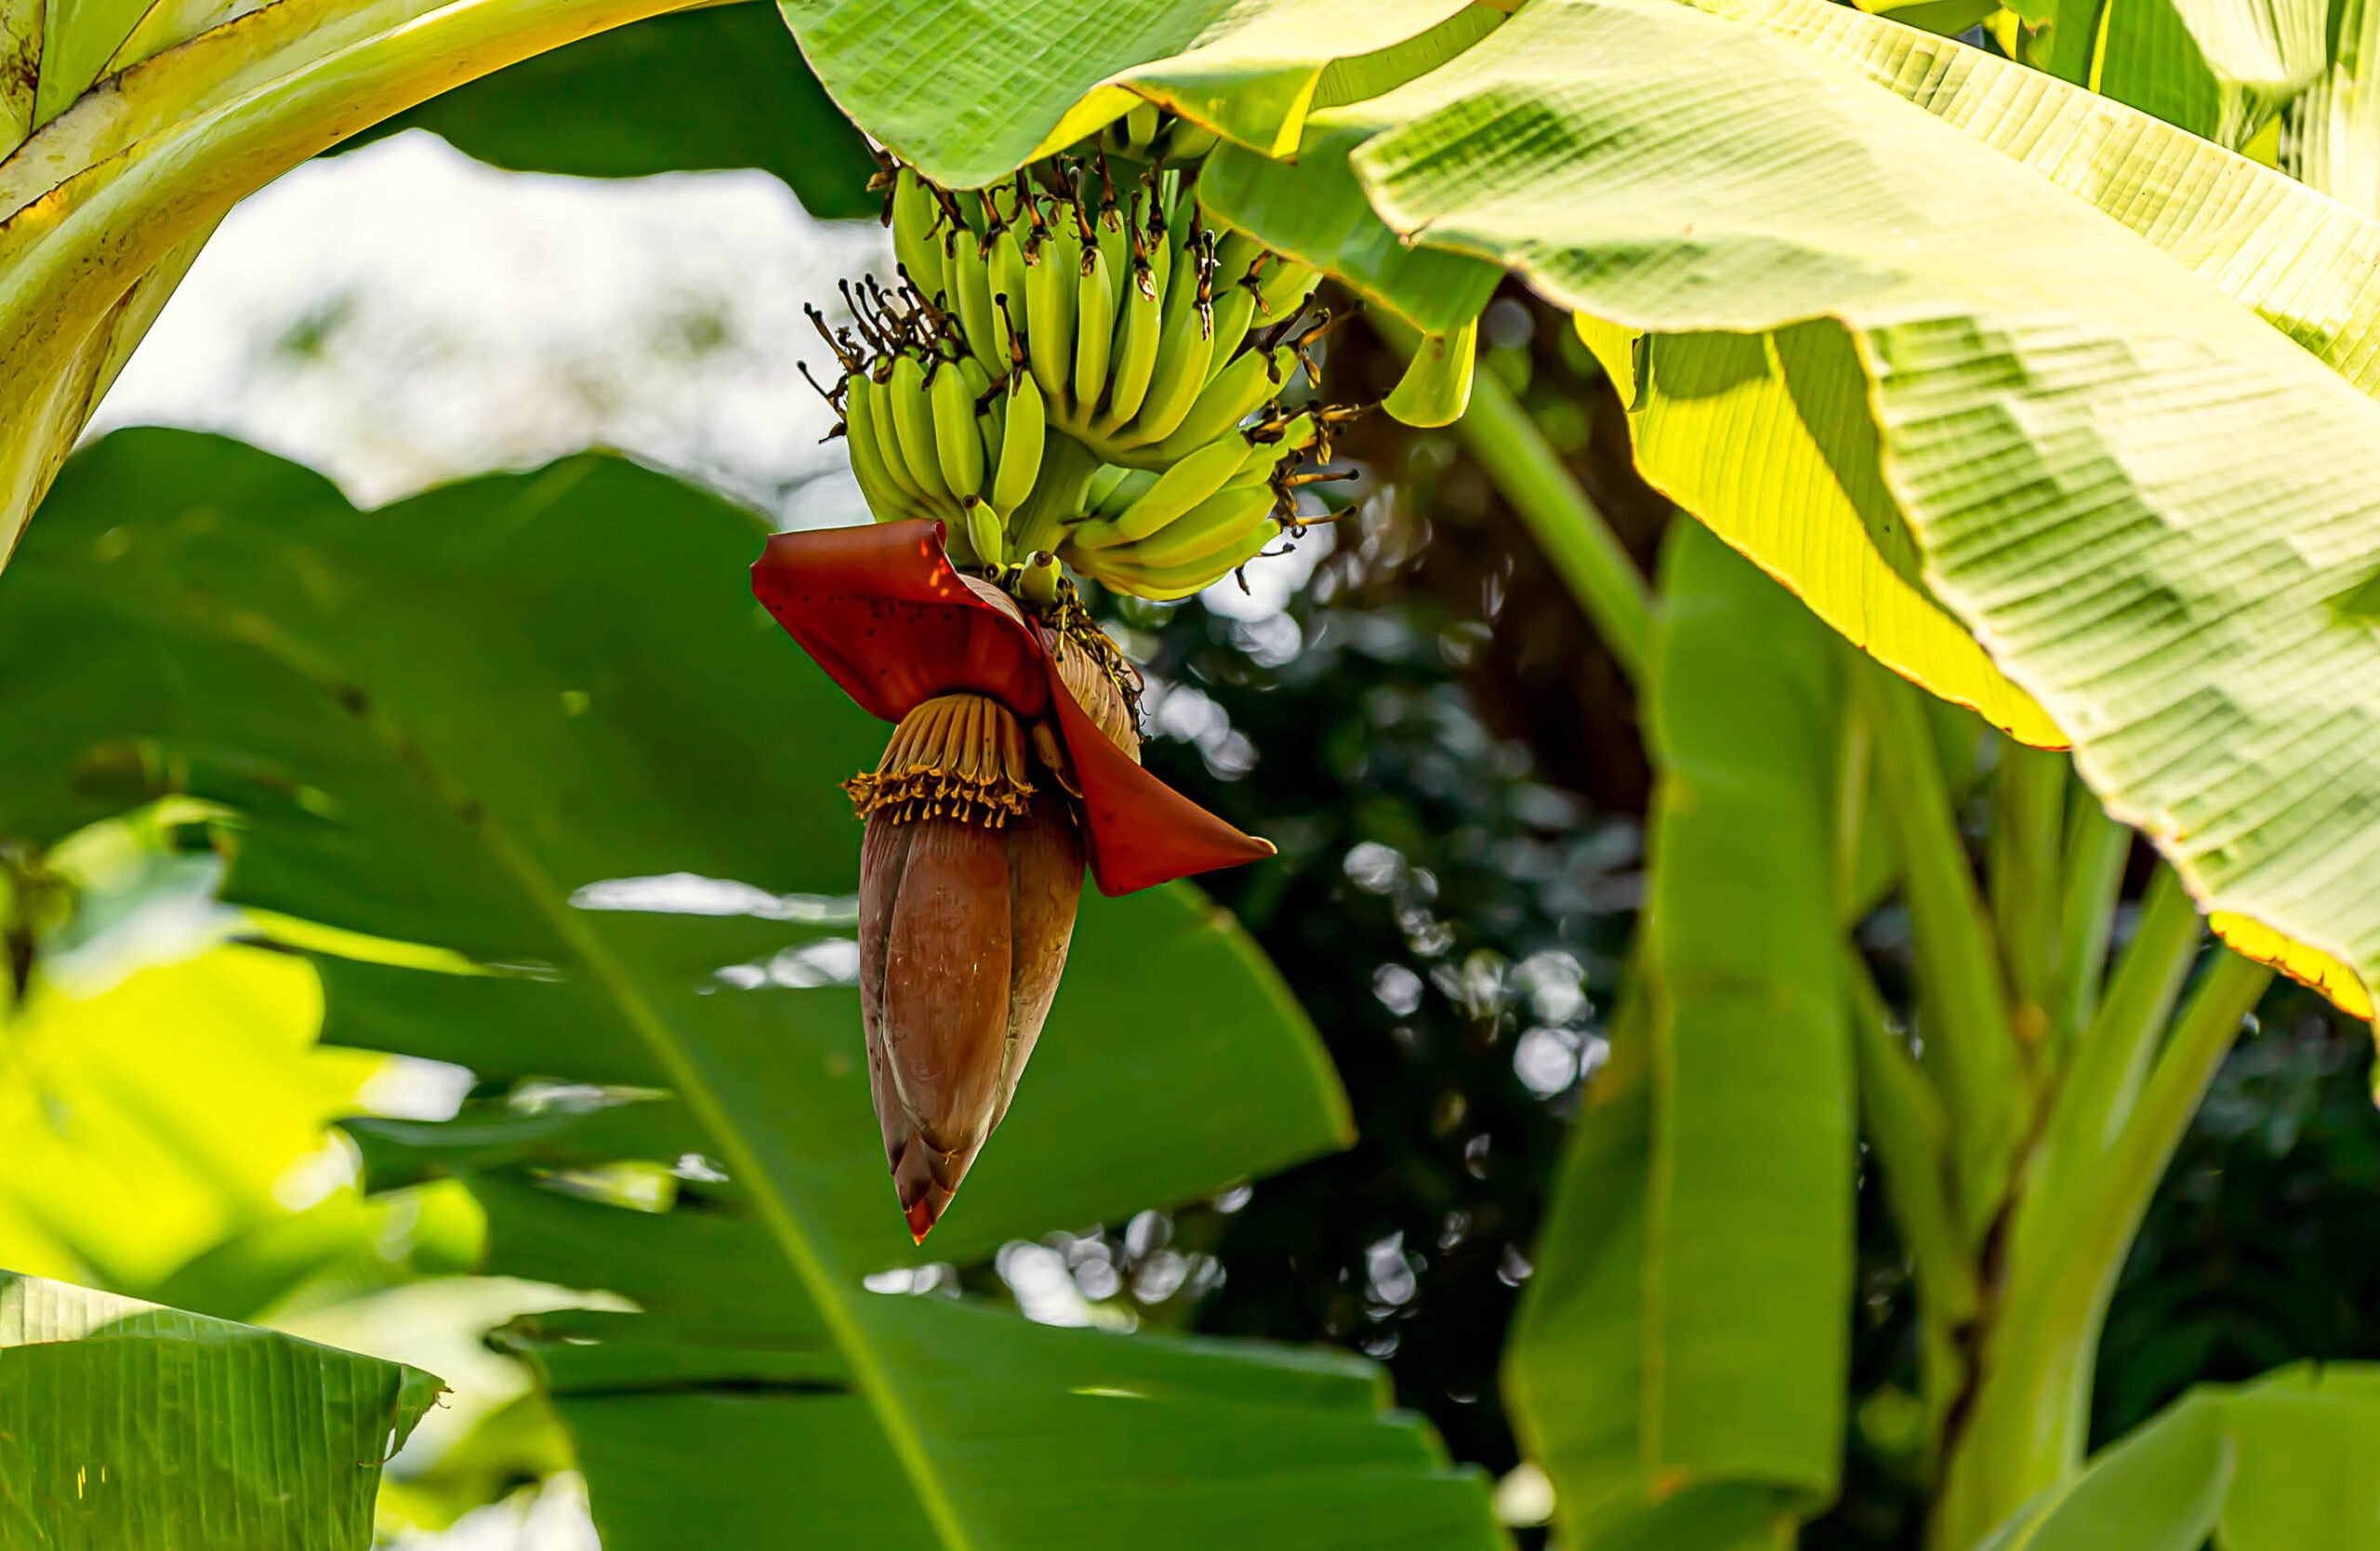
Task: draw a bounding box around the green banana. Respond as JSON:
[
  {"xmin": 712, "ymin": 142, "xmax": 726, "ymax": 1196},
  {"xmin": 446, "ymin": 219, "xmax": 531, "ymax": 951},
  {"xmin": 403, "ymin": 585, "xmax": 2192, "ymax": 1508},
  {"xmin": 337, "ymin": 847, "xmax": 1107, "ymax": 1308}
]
[
  {"xmin": 1124, "ymin": 99, "xmax": 1160, "ymax": 151},
  {"xmin": 977, "ymin": 386, "xmax": 1005, "ymax": 487},
  {"xmin": 1143, "ymin": 190, "xmax": 1174, "ymax": 311},
  {"xmin": 1074, "ymin": 246, "xmax": 1117, "ymax": 414},
  {"xmin": 866, "ymin": 366, "xmax": 932, "ymax": 508},
  {"xmin": 962, "ymin": 496, "xmax": 1007, "ymax": 569},
  {"xmin": 990, "ymin": 374, "xmax": 1045, "ymax": 517},
  {"xmin": 989, "ymin": 223, "xmax": 1029, "ymax": 369},
  {"xmin": 1112, "ymin": 483, "xmax": 1277, "ymax": 567},
  {"xmin": 1102, "ymin": 266, "xmax": 1164, "ymax": 428},
  {"xmin": 1130, "ymin": 241, "xmax": 1217, "ymax": 444},
  {"xmin": 1130, "ymin": 309, "xmax": 1210, "ymax": 447},
  {"xmin": 889, "ymin": 352, "xmax": 954, "ymax": 503},
  {"xmin": 1024, "ymin": 219, "xmax": 1076, "ymax": 404},
  {"xmin": 1019, "ymin": 550, "xmax": 1063, "ymax": 605},
  {"xmin": 1093, "ymin": 192, "xmax": 1130, "ymax": 307},
  {"xmin": 1090, "ymin": 466, "xmax": 1157, "ymax": 518},
  {"xmin": 1062, "ymin": 514, "xmax": 1132, "ymax": 552},
  {"xmin": 931, "ymin": 360, "xmax": 986, "ymax": 498},
  {"xmin": 1082, "ymin": 464, "xmax": 1133, "ymax": 513},
  {"xmin": 1164, "ymin": 186, "xmax": 1196, "ymax": 271},
  {"xmin": 842, "ymin": 374, "xmax": 910, "ymax": 520},
  {"xmin": 1223, "ymin": 432, "xmax": 1295, "ymax": 490},
  {"xmin": 1205, "ymin": 283, "xmax": 1259, "ymax": 370},
  {"xmin": 1212, "ymin": 227, "xmax": 1265, "ymax": 289},
  {"xmin": 892, "ymin": 167, "xmax": 943, "ymax": 300},
  {"xmin": 1383, "ymin": 313, "xmax": 1479, "ymax": 429},
  {"xmin": 1104, "ymin": 433, "xmax": 1247, "ymax": 540},
  {"xmin": 1255, "ymin": 258, "xmax": 1321, "ymax": 318},
  {"xmin": 949, "ymin": 233, "xmax": 1004, "ymax": 378},
  {"xmin": 1152, "ymin": 344, "xmax": 1290, "ymax": 462}
]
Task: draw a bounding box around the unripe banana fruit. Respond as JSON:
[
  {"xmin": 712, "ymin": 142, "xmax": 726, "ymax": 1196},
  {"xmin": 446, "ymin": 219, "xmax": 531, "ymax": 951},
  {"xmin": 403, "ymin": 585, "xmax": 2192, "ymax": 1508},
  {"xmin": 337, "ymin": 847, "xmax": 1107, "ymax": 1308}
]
[{"xmin": 820, "ymin": 126, "xmax": 1367, "ymax": 605}]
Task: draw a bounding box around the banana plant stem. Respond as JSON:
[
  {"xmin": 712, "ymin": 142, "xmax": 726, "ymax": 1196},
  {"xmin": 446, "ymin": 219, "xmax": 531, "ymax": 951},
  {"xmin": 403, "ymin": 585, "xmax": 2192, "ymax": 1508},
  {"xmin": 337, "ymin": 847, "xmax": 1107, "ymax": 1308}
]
[
  {"xmin": 1934, "ymin": 947, "xmax": 2271, "ymax": 1551},
  {"xmin": 2051, "ymin": 788, "xmax": 2132, "ymax": 1051},
  {"xmin": 1857, "ymin": 659, "xmax": 2027, "ymax": 1246}
]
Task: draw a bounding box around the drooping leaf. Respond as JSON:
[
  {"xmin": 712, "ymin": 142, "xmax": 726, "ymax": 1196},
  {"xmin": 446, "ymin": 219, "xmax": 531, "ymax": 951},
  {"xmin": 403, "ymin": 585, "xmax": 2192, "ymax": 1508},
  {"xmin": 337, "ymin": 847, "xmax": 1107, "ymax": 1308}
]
[
  {"xmin": 775, "ymin": 0, "xmax": 1476, "ymax": 187},
  {"xmin": 0, "ymin": 1270, "xmax": 441, "ymax": 1550},
  {"xmin": 1505, "ymin": 522, "xmax": 1851, "ymax": 1548},
  {"xmin": 0, "ymin": 428, "xmax": 1501, "ymax": 1548},
  {"xmin": 1724, "ymin": 0, "xmax": 2380, "ymax": 405},
  {"xmin": 1569, "ymin": 314, "xmax": 2062, "ymax": 747},
  {"xmin": 331, "ymin": 4, "xmax": 879, "ymax": 219},
  {"xmin": 1331, "ymin": 0, "xmax": 2380, "ymax": 1020},
  {"xmin": 1546, "ymin": 0, "xmax": 2380, "ymax": 763}
]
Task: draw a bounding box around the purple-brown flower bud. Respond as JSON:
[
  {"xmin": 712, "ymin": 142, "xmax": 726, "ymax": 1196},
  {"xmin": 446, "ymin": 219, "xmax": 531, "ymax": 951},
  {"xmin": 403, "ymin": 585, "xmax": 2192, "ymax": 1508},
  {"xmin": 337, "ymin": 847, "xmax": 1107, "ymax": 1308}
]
[{"xmin": 850, "ymin": 692, "xmax": 1084, "ymax": 1241}]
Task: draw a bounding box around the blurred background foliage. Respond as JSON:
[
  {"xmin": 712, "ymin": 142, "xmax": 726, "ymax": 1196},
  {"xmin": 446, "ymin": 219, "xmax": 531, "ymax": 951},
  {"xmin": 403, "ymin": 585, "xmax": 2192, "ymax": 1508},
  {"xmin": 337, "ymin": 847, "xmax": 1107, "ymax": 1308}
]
[{"xmin": 7, "ymin": 7, "xmax": 2380, "ymax": 1546}]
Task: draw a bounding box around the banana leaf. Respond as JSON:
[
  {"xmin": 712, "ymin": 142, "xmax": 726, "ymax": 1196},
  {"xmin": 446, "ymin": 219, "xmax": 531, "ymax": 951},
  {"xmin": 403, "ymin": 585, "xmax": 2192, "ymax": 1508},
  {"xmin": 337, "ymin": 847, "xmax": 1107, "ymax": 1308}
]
[
  {"xmin": 1310, "ymin": 0, "xmax": 2380, "ymax": 1026},
  {"xmin": 1504, "ymin": 522, "xmax": 1851, "ymax": 1550},
  {"xmin": 0, "ymin": 428, "xmax": 1504, "ymax": 1549}
]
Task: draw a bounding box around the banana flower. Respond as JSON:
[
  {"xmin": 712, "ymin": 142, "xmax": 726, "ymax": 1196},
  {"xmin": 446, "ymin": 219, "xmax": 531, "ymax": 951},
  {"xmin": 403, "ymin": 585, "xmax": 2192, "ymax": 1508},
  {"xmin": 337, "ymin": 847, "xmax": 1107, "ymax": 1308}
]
[{"xmin": 751, "ymin": 520, "xmax": 1271, "ymax": 1240}]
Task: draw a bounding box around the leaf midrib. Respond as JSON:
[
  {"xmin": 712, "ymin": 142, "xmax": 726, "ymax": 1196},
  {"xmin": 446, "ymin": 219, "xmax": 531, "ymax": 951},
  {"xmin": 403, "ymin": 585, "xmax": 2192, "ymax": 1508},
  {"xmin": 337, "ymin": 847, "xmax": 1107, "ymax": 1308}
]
[{"xmin": 220, "ymin": 601, "xmax": 978, "ymax": 1551}]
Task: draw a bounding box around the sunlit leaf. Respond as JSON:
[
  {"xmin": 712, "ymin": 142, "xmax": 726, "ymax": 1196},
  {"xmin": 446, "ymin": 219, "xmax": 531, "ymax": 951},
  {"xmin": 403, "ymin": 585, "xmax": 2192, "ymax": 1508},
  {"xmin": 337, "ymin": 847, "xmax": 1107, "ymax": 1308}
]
[
  {"xmin": 1571, "ymin": 313, "xmax": 2062, "ymax": 747},
  {"xmin": 776, "ymin": 0, "xmax": 1474, "ymax": 187},
  {"xmin": 1334, "ymin": 0, "xmax": 2380, "ymax": 1020},
  {"xmin": 0, "ymin": 943, "xmax": 379, "ymax": 1291}
]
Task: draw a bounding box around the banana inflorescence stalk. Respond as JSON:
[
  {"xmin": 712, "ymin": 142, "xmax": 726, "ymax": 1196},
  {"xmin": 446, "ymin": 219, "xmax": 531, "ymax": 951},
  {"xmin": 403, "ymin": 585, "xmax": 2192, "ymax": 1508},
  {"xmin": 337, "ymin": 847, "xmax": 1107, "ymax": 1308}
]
[{"xmin": 806, "ymin": 114, "xmax": 1368, "ymax": 608}]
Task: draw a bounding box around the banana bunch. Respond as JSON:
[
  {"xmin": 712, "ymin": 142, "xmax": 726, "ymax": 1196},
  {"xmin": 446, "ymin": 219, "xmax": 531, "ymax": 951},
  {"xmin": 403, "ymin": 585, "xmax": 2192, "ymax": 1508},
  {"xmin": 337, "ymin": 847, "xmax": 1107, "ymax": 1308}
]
[
  {"xmin": 887, "ymin": 154, "xmax": 1328, "ymax": 472},
  {"xmin": 1060, "ymin": 412, "xmax": 1332, "ymax": 601},
  {"xmin": 810, "ymin": 122, "xmax": 1360, "ymax": 602}
]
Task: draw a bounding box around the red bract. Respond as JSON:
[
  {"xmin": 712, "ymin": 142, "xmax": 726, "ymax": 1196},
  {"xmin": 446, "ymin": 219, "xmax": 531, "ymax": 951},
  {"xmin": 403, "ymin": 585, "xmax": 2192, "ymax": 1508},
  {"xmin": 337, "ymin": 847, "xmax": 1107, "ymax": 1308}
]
[
  {"xmin": 751, "ymin": 521, "xmax": 1273, "ymax": 1240},
  {"xmin": 750, "ymin": 519, "xmax": 1273, "ymax": 895}
]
